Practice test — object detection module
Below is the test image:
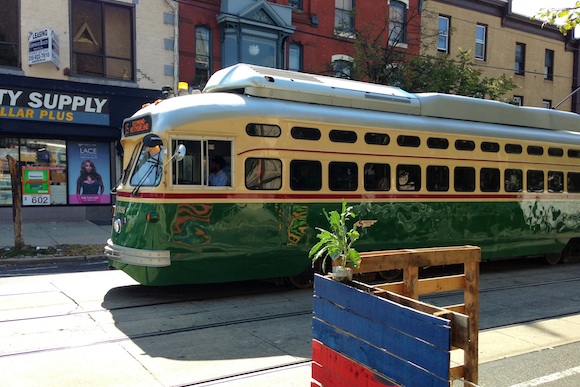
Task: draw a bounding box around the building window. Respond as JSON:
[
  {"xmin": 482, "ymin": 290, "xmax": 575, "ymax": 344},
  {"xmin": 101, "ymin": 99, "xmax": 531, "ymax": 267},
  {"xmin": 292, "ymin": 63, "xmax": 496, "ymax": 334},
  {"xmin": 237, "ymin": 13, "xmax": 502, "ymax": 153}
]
[
  {"xmin": 0, "ymin": 0, "xmax": 19, "ymax": 68},
  {"xmin": 289, "ymin": 42, "xmax": 302, "ymax": 71},
  {"xmin": 71, "ymin": 0, "xmax": 135, "ymax": 80},
  {"xmin": 389, "ymin": 1, "xmax": 407, "ymax": 44},
  {"xmin": 512, "ymin": 96, "xmax": 523, "ymax": 106},
  {"xmin": 335, "ymin": 0, "xmax": 354, "ymax": 34},
  {"xmin": 289, "ymin": 0, "xmax": 303, "ymax": 10},
  {"xmin": 545, "ymin": 49, "xmax": 554, "ymax": 81},
  {"xmin": 437, "ymin": 16, "xmax": 450, "ymax": 53},
  {"xmin": 195, "ymin": 26, "xmax": 211, "ymax": 89},
  {"xmin": 223, "ymin": 28, "xmax": 280, "ymax": 68},
  {"xmin": 543, "ymin": 100, "xmax": 552, "ymax": 109},
  {"xmin": 332, "ymin": 54, "xmax": 353, "ymax": 78},
  {"xmin": 515, "ymin": 43, "xmax": 525, "ymax": 76},
  {"xmin": 475, "ymin": 24, "xmax": 486, "ymax": 60}
]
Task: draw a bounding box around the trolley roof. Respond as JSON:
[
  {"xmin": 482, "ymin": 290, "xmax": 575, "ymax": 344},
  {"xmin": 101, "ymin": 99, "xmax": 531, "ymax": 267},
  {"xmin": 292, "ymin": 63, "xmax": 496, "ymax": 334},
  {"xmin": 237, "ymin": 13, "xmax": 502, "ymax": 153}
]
[{"xmin": 203, "ymin": 64, "xmax": 580, "ymax": 133}]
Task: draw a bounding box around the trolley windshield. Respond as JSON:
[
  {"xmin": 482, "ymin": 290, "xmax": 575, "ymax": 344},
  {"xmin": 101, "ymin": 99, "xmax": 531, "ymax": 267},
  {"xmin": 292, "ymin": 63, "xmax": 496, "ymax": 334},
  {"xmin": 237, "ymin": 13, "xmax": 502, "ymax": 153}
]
[{"xmin": 130, "ymin": 136, "xmax": 164, "ymax": 189}]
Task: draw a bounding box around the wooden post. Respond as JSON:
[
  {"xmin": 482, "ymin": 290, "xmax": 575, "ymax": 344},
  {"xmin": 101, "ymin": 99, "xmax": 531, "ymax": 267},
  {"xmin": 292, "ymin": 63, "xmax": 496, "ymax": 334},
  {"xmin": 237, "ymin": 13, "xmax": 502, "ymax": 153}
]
[
  {"xmin": 7, "ymin": 155, "xmax": 24, "ymax": 249},
  {"xmin": 403, "ymin": 265, "xmax": 418, "ymax": 299},
  {"xmin": 463, "ymin": 260, "xmax": 480, "ymax": 383}
]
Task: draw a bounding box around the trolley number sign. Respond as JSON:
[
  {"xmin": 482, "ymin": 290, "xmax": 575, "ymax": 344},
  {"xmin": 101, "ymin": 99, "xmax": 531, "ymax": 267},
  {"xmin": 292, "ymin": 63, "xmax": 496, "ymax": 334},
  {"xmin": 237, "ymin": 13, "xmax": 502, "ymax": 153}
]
[
  {"xmin": 124, "ymin": 115, "xmax": 151, "ymax": 137},
  {"xmin": 22, "ymin": 168, "xmax": 50, "ymax": 206}
]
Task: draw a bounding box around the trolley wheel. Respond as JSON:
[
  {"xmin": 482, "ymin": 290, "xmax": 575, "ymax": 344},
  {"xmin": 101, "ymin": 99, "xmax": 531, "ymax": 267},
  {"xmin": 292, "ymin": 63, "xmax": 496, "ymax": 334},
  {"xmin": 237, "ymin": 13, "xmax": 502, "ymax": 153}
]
[
  {"xmin": 544, "ymin": 253, "xmax": 561, "ymax": 265},
  {"xmin": 377, "ymin": 269, "xmax": 403, "ymax": 281},
  {"xmin": 286, "ymin": 270, "xmax": 314, "ymax": 289}
]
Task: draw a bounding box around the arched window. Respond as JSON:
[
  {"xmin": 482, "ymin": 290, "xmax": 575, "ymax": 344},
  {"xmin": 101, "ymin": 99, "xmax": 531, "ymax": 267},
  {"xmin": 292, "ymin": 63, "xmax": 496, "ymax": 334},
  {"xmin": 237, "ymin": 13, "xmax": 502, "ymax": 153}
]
[{"xmin": 332, "ymin": 54, "xmax": 353, "ymax": 79}]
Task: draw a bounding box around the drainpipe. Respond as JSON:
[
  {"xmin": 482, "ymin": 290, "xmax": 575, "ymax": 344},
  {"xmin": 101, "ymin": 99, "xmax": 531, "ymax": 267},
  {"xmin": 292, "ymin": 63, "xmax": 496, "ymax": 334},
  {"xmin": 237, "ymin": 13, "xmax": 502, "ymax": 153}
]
[{"xmin": 166, "ymin": 0, "xmax": 179, "ymax": 96}]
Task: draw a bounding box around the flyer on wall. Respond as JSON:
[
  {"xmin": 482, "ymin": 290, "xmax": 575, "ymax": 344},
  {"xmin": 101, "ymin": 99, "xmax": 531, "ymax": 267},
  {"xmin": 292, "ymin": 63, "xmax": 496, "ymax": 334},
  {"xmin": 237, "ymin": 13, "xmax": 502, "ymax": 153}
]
[{"xmin": 67, "ymin": 141, "xmax": 111, "ymax": 205}]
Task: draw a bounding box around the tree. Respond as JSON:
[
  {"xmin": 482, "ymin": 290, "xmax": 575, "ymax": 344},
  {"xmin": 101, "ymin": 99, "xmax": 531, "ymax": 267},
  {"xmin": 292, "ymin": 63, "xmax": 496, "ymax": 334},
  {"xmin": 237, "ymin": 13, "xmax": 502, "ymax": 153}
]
[
  {"xmin": 534, "ymin": 3, "xmax": 580, "ymax": 34},
  {"xmin": 7, "ymin": 155, "xmax": 24, "ymax": 249},
  {"xmin": 397, "ymin": 50, "xmax": 518, "ymax": 101}
]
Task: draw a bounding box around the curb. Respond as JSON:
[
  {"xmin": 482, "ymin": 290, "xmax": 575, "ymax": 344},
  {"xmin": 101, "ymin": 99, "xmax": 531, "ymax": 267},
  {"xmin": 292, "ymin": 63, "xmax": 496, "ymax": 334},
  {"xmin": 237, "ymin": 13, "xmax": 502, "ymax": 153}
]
[{"xmin": 0, "ymin": 254, "xmax": 108, "ymax": 266}]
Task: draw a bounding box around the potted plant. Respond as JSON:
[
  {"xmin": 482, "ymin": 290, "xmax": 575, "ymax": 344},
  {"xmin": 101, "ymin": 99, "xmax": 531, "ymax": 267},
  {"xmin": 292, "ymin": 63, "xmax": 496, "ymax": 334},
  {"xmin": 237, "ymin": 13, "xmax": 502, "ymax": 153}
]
[{"xmin": 309, "ymin": 201, "xmax": 362, "ymax": 282}]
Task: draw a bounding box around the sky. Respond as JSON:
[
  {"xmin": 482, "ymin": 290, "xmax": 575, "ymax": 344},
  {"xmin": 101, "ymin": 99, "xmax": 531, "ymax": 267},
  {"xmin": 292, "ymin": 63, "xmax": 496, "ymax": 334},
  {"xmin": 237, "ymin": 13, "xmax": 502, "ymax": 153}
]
[{"xmin": 511, "ymin": 0, "xmax": 578, "ymax": 17}]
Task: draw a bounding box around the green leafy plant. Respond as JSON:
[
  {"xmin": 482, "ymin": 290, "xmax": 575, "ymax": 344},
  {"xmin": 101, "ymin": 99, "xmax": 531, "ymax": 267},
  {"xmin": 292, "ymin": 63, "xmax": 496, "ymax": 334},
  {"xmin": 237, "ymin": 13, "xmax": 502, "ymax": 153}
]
[{"xmin": 309, "ymin": 201, "xmax": 361, "ymax": 270}]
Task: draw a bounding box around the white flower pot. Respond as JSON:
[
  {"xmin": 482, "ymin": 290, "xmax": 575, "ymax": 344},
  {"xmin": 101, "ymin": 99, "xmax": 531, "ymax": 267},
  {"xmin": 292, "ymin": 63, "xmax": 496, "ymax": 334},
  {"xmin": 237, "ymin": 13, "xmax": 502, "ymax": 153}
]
[{"xmin": 332, "ymin": 265, "xmax": 353, "ymax": 282}]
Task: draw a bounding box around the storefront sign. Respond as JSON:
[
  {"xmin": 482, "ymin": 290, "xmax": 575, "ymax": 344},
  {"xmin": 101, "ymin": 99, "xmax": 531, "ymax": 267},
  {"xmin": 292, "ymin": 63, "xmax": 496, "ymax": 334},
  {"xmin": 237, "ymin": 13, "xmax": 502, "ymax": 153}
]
[
  {"xmin": 28, "ymin": 29, "xmax": 60, "ymax": 68},
  {"xmin": 22, "ymin": 168, "xmax": 50, "ymax": 206},
  {"xmin": 0, "ymin": 88, "xmax": 109, "ymax": 125}
]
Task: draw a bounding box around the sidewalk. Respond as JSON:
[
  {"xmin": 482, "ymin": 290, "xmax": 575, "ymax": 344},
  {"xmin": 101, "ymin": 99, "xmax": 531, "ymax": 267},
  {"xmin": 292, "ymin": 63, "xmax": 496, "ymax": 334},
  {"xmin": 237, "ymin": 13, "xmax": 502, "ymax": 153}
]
[{"xmin": 0, "ymin": 220, "xmax": 111, "ymax": 262}]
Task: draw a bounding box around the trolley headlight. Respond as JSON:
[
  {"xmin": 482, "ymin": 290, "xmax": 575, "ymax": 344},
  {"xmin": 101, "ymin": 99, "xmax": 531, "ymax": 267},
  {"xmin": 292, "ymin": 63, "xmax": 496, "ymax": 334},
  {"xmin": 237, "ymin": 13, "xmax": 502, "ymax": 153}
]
[{"xmin": 113, "ymin": 218, "xmax": 124, "ymax": 233}]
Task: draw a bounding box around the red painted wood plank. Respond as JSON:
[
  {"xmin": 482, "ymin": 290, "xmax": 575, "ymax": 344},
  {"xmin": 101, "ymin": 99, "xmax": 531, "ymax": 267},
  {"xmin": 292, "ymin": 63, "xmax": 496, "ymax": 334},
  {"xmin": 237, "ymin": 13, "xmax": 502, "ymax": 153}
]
[{"xmin": 312, "ymin": 340, "xmax": 399, "ymax": 387}]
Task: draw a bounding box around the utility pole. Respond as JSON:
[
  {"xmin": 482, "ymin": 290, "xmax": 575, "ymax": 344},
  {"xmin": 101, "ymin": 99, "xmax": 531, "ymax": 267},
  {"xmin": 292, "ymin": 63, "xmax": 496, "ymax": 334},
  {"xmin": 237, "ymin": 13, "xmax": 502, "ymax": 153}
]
[{"xmin": 7, "ymin": 155, "xmax": 24, "ymax": 249}]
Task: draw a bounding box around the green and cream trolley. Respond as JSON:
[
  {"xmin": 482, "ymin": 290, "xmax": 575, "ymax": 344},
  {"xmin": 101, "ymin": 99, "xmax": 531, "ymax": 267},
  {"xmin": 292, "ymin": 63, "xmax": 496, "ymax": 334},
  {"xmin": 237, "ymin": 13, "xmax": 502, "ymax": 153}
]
[{"xmin": 106, "ymin": 64, "xmax": 580, "ymax": 286}]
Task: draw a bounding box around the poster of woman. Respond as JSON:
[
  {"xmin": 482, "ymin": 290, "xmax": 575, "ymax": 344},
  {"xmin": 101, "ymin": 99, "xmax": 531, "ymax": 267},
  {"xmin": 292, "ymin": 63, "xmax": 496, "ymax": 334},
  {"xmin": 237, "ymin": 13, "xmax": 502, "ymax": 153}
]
[{"xmin": 67, "ymin": 142, "xmax": 111, "ymax": 204}]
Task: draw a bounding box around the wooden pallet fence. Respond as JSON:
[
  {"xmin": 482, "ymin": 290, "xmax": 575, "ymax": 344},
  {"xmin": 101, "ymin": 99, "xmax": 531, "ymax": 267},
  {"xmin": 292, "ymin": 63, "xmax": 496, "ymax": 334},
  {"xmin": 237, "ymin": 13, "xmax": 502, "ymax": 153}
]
[
  {"xmin": 312, "ymin": 245, "xmax": 480, "ymax": 386},
  {"xmin": 312, "ymin": 274, "xmax": 452, "ymax": 387}
]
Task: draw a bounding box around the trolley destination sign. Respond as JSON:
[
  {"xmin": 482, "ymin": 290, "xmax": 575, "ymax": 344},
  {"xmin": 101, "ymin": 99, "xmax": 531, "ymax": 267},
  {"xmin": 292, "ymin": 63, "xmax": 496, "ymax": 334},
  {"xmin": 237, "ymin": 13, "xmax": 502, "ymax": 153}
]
[{"xmin": 0, "ymin": 87, "xmax": 109, "ymax": 125}]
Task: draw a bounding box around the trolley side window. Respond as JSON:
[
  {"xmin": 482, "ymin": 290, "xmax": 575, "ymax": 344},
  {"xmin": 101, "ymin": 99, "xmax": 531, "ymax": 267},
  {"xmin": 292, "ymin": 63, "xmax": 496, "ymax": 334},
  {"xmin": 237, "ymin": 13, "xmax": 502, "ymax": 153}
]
[
  {"xmin": 291, "ymin": 127, "xmax": 321, "ymax": 140},
  {"xmin": 527, "ymin": 170, "xmax": 544, "ymax": 192},
  {"xmin": 245, "ymin": 158, "xmax": 282, "ymax": 190},
  {"xmin": 173, "ymin": 140, "xmax": 202, "ymax": 185},
  {"xmin": 290, "ymin": 160, "xmax": 322, "ymax": 191},
  {"xmin": 481, "ymin": 142, "xmax": 500, "ymax": 153},
  {"xmin": 568, "ymin": 172, "xmax": 580, "ymax": 192},
  {"xmin": 547, "ymin": 171, "xmax": 563, "ymax": 193},
  {"xmin": 397, "ymin": 164, "xmax": 421, "ymax": 191},
  {"xmin": 454, "ymin": 167, "xmax": 475, "ymax": 192},
  {"xmin": 330, "ymin": 130, "xmax": 357, "ymax": 143},
  {"xmin": 246, "ymin": 123, "xmax": 281, "ymax": 137},
  {"xmin": 527, "ymin": 146, "xmax": 544, "ymax": 156},
  {"xmin": 427, "ymin": 165, "xmax": 449, "ymax": 192},
  {"xmin": 427, "ymin": 137, "xmax": 449, "ymax": 149},
  {"xmin": 171, "ymin": 139, "xmax": 232, "ymax": 187},
  {"xmin": 364, "ymin": 163, "xmax": 390, "ymax": 191},
  {"xmin": 480, "ymin": 168, "xmax": 500, "ymax": 192},
  {"xmin": 505, "ymin": 144, "xmax": 522, "ymax": 154},
  {"xmin": 455, "ymin": 139, "xmax": 475, "ymax": 151},
  {"xmin": 365, "ymin": 133, "xmax": 390, "ymax": 146},
  {"xmin": 505, "ymin": 169, "xmax": 523, "ymax": 192},
  {"xmin": 329, "ymin": 162, "xmax": 358, "ymax": 191}
]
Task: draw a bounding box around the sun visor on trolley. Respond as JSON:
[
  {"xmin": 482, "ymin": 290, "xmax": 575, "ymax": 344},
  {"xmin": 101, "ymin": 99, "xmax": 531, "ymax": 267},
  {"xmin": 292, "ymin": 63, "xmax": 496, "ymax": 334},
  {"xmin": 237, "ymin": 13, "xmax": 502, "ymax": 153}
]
[{"xmin": 203, "ymin": 63, "xmax": 421, "ymax": 116}]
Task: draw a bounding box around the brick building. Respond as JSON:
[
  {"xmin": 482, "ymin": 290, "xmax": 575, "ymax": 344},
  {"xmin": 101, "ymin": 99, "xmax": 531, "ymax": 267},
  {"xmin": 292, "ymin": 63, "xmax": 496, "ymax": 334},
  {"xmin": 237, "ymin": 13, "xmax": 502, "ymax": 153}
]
[{"xmin": 177, "ymin": 0, "xmax": 422, "ymax": 89}]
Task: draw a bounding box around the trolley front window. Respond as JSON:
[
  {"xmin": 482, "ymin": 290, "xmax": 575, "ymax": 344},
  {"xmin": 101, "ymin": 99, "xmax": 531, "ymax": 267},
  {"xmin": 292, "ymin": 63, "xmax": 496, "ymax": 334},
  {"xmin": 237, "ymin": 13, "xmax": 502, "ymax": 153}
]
[{"xmin": 130, "ymin": 143, "xmax": 164, "ymax": 187}]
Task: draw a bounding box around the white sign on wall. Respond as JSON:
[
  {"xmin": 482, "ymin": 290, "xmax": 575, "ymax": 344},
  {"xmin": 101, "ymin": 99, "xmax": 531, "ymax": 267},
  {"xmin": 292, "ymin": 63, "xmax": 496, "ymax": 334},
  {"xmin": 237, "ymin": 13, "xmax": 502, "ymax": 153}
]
[{"xmin": 28, "ymin": 29, "xmax": 60, "ymax": 68}]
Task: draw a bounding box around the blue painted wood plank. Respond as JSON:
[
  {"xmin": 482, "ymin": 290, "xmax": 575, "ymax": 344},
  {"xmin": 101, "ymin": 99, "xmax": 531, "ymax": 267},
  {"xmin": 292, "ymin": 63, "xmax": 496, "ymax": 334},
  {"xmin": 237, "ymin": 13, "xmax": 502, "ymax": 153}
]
[
  {"xmin": 313, "ymin": 318, "xmax": 449, "ymax": 387},
  {"xmin": 313, "ymin": 297, "xmax": 450, "ymax": 377},
  {"xmin": 314, "ymin": 274, "xmax": 451, "ymax": 349}
]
